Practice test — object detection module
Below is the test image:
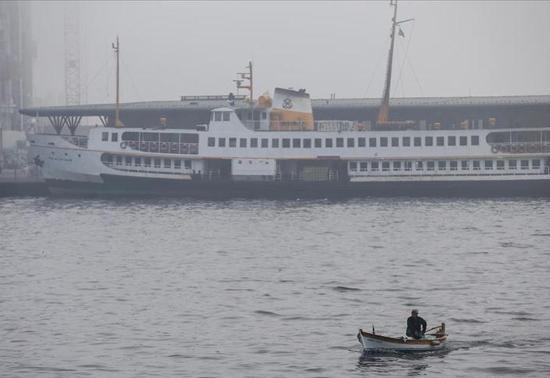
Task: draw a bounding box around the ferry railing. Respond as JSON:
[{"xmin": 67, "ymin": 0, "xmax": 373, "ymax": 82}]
[
  {"xmin": 243, "ymin": 120, "xmax": 310, "ymax": 131},
  {"xmin": 315, "ymin": 120, "xmax": 358, "ymax": 132},
  {"xmin": 489, "ymin": 141, "xmax": 550, "ymax": 153}
]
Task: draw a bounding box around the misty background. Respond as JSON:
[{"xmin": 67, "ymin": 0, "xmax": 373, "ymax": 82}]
[{"xmin": 30, "ymin": 1, "xmax": 550, "ymax": 106}]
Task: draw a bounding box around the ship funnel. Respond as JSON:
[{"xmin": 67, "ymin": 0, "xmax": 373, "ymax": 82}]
[{"xmin": 270, "ymin": 88, "xmax": 314, "ymax": 131}]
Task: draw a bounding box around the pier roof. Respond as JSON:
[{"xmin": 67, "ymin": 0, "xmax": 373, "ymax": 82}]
[{"xmin": 20, "ymin": 95, "xmax": 550, "ymax": 117}]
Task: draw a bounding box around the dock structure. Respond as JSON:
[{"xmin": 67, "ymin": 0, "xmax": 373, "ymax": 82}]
[
  {"xmin": 19, "ymin": 94, "xmax": 550, "ymax": 135},
  {"xmin": 0, "ymin": 170, "xmax": 47, "ymax": 197}
]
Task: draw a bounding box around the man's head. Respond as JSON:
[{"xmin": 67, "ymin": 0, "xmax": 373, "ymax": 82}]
[{"xmin": 411, "ymin": 309, "xmax": 419, "ymax": 317}]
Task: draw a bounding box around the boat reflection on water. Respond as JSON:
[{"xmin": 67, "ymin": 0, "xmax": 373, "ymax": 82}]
[{"xmin": 357, "ymin": 347, "xmax": 451, "ymax": 376}]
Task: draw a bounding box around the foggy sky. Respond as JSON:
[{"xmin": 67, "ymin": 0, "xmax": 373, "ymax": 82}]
[{"xmin": 29, "ymin": 1, "xmax": 550, "ymax": 106}]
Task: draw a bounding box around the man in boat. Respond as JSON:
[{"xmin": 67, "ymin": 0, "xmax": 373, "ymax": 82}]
[{"xmin": 406, "ymin": 309, "xmax": 427, "ymax": 339}]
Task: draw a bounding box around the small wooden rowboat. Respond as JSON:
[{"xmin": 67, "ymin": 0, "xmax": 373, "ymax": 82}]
[{"xmin": 358, "ymin": 323, "xmax": 447, "ymax": 352}]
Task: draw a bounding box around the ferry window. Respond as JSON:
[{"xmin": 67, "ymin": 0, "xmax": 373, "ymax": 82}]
[
  {"xmin": 181, "ymin": 134, "xmax": 199, "ymax": 143},
  {"xmin": 160, "ymin": 133, "xmax": 179, "ymax": 142},
  {"xmin": 369, "ymin": 138, "xmax": 377, "ymax": 147},
  {"xmin": 404, "ymin": 161, "xmax": 412, "ymax": 171},
  {"xmin": 496, "ymin": 160, "xmax": 505, "ymax": 170},
  {"xmin": 223, "ymin": 112, "xmax": 230, "ymax": 121},
  {"xmin": 143, "ymin": 132, "xmax": 159, "ymax": 142},
  {"xmin": 125, "ymin": 156, "xmax": 132, "ymax": 166},
  {"xmin": 283, "ymin": 138, "xmax": 290, "ymax": 148},
  {"xmin": 403, "ymin": 137, "xmax": 410, "ymax": 147},
  {"xmin": 303, "ymin": 139, "xmax": 312, "ymax": 148},
  {"xmin": 174, "ymin": 159, "xmax": 181, "ymax": 169},
  {"xmin": 144, "ymin": 157, "xmax": 151, "ymax": 167},
  {"xmin": 425, "ymin": 136, "xmax": 433, "ymax": 146},
  {"xmin": 261, "ymin": 112, "xmax": 267, "ymax": 120},
  {"xmin": 154, "ymin": 158, "xmax": 161, "ymax": 168},
  {"xmin": 325, "ymin": 138, "xmax": 333, "ymax": 148},
  {"xmin": 336, "ymin": 138, "xmax": 344, "ymax": 147},
  {"xmin": 102, "ymin": 132, "xmax": 109, "ymax": 141},
  {"xmin": 229, "ymin": 138, "xmax": 237, "ymax": 147},
  {"xmin": 347, "ymin": 138, "xmax": 354, "ymax": 148},
  {"xmin": 448, "ymin": 136, "xmax": 456, "ymax": 146},
  {"xmin": 391, "ymin": 137, "xmax": 399, "ymax": 147},
  {"xmin": 112, "ymin": 133, "xmax": 118, "ymax": 142},
  {"xmin": 415, "ymin": 161, "xmax": 423, "ymax": 170},
  {"xmin": 427, "ymin": 161, "xmax": 435, "ymax": 171},
  {"xmin": 251, "ymin": 138, "xmax": 258, "ymax": 148},
  {"xmin": 208, "ymin": 137, "xmax": 215, "ymax": 147},
  {"xmin": 438, "ymin": 161, "xmax": 446, "ymax": 170},
  {"xmin": 393, "ymin": 161, "xmax": 401, "ymax": 171},
  {"xmin": 360, "ymin": 162, "xmax": 368, "ymax": 171},
  {"xmin": 218, "ymin": 138, "xmax": 226, "ymax": 147},
  {"xmin": 473, "ymin": 160, "xmax": 480, "ymax": 170},
  {"xmin": 272, "ymin": 138, "xmax": 279, "ymax": 148},
  {"xmin": 214, "ymin": 112, "xmax": 222, "ymax": 121},
  {"xmin": 532, "ymin": 159, "xmax": 541, "ymax": 169},
  {"xmin": 521, "ymin": 160, "xmax": 529, "ymax": 170},
  {"xmin": 436, "ymin": 136, "xmax": 445, "ymax": 146},
  {"xmin": 380, "ymin": 137, "xmax": 388, "ymax": 147},
  {"xmin": 414, "ymin": 137, "xmax": 421, "ymax": 147},
  {"xmin": 350, "ymin": 162, "xmax": 357, "ymax": 171},
  {"xmin": 261, "ymin": 138, "xmax": 269, "ymax": 148},
  {"xmin": 184, "ymin": 160, "xmax": 192, "ymax": 169},
  {"xmin": 122, "ymin": 132, "xmax": 139, "ymax": 141},
  {"xmin": 135, "ymin": 157, "xmax": 142, "ymax": 167},
  {"xmin": 484, "ymin": 160, "xmax": 493, "ymax": 170},
  {"xmin": 358, "ymin": 137, "xmax": 366, "ymax": 147},
  {"xmin": 450, "ymin": 161, "xmax": 458, "ymax": 170},
  {"xmin": 508, "ymin": 160, "xmax": 517, "ymax": 170},
  {"xmin": 292, "ymin": 138, "xmax": 301, "ymax": 148},
  {"xmin": 240, "ymin": 138, "xmax": 247, "ymax": 148},
  {"xmin": 315, "ymin": 138, "xmax": 322, "ymax": 148},
  {"xmin": 460, "ymin": 136, "xmax": 468, "ymax": 146},
  {"xmin": 471, "ymin": 135, "xmax": 480, "ymax": 145},
  {"xmin": 116, "ymin": 155, "xmax": 122, "ymax": 165},
  {"xmin": 461, "ymin": 161, "xmax": 469, "ymax": 170},
  {"xmin": 371, "ymin": 161, "xmax": 379, "ymax": 171},
  {"xmin": 382, "ymin": 161, "xmax": 390, "ymax": 171}
]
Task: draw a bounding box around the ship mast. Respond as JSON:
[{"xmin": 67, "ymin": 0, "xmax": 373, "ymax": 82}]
[
  {"xmin": 112, "ymin": 36, "xmax": 121, "ymax": 127},
  {"xmin": 377, "ymin": 0, "xmax": 413, "ymax": 125}
]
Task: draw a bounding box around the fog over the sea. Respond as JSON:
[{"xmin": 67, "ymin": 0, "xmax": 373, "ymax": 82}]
[{"xmin": 30, "ymin": 1, "xmax": 550, "ymax": 106}]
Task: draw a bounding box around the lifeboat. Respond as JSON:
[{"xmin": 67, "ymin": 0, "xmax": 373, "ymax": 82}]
[{"xmin": 357, "ymin": 323, "xmax": 447, "ymax": 352}]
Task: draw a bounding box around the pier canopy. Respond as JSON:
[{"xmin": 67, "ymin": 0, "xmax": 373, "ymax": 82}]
[{"xmin": 20, "ymin": 94, "xmax": 550, "ymax": 134}]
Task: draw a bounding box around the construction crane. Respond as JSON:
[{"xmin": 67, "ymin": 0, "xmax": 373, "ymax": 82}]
[{"xmin": 64, "ymin": 3, "xmax": 80, "ymax": 105}]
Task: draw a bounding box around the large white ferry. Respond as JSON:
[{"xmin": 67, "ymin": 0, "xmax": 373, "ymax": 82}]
[
  {"xmin": 29, "ymin": 86, "xmax": 550, "ymax": 197},
  {"xmin": 28, "ymin": 2, "xmax": 550, "ymax": 198}
]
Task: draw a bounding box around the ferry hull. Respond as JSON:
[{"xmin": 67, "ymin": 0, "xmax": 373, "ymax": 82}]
[{"xmin": 44, "ymin": 174, "xmax": 550, "ymax": 198}]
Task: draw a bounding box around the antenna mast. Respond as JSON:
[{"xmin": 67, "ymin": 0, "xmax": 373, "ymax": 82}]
[
  {"xmin": 234, "ymin": 61, "xmax": 254, "ymax": 105},
  {"xmin": 112, "ymin": 36, "xmax": 121, "ymax": 127}
]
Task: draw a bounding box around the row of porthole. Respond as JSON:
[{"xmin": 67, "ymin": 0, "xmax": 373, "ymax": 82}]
[
  {"xmin": 208, "ymin": 135, "xmax": 481, "ymax": 149},
  {"xmin": 348, "ymin": 159, "xmax": 543, "ymax": 172}
]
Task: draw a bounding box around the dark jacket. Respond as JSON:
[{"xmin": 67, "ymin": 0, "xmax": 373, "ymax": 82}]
[{"xmin": 406, "ymin": 315, "xmax": 427, "ymax": 339}]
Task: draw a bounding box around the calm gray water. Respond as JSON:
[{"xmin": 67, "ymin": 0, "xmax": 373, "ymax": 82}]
[{"xmin": 1, "ymin": 197, "xmax": 550, "ymax": 377}]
